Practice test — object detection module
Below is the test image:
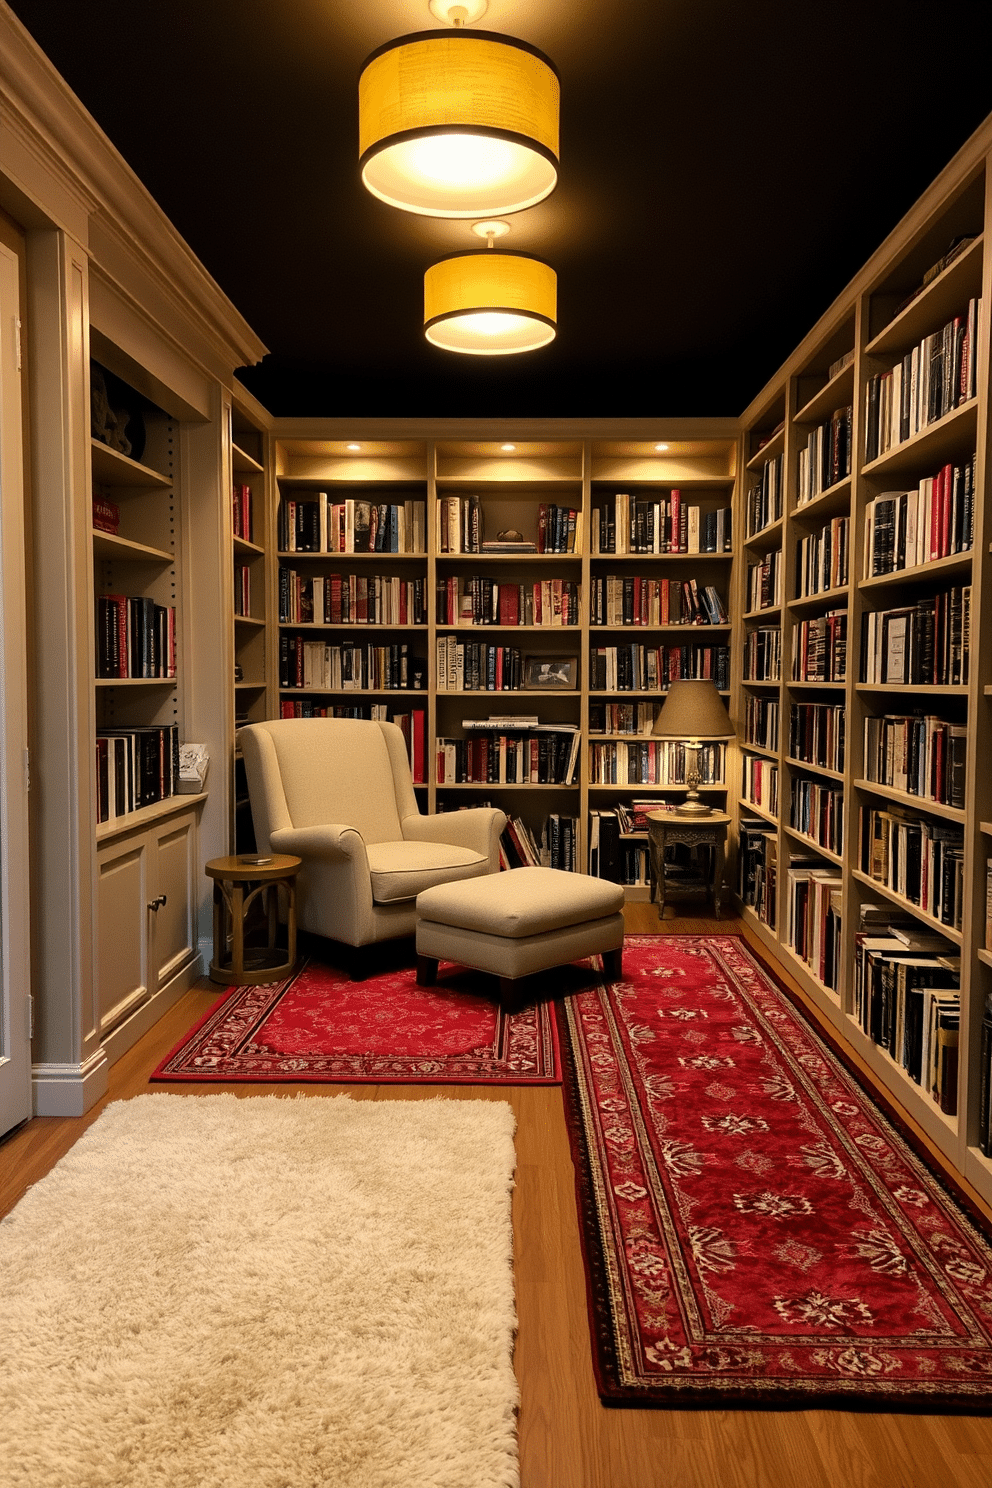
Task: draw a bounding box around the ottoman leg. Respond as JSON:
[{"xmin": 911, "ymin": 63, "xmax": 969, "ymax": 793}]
[
  {"xmin": 417, "ymin": 954, "xmax": 439, "ymax": 987},
  {"xmin": 602, "ymin": 946, "xmax": 623, "ymax": 982}
]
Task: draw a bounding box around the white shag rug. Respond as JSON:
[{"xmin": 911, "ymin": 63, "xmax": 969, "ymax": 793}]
[{"xmin": 1, "ymin": 1093, "xmax": 519, "ymax": 1488}]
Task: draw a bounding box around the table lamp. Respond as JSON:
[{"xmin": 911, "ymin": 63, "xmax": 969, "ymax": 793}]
[{"xmin": 651, "ymin": 679, "xmax": 735, "ymax": 817}]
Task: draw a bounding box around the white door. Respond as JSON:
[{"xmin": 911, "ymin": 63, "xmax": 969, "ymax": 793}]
[{"xmin": 0, "ymin": 238, "xmax": 32, "ymax": 1137}]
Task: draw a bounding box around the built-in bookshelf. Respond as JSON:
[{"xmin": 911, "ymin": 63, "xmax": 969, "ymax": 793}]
[
  {"xmin": 733, "ymin": 140, "xmax": 992, "ymax": 1209},
  {"xmin": 231, "ymin": 391, "xmax": 271, "ymax": 852},
  {"xmin": 264, "ymin": 432, "xmax": 737, "ymax": 895}
]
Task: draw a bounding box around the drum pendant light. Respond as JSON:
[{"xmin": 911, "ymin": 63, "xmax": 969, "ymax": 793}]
[
  {"xmin": 359, "ymin": 5, "xmax": 559, "ymax": 219},
  {"xmin": 424, "ymin": 222, "xmax": 556, "ymax": 355}
]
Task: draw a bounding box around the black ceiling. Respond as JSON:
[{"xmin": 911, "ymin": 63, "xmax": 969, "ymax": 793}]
[{"xmin": 8, "ymin": 0, "xmax": 992, "ymax": 420}]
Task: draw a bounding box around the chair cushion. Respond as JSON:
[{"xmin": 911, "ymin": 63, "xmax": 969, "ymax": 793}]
[
  {"xmin": 366, "ymin": 840, "xmax": 489, "ymax": 903},
  {"xmin": 416, "ymin": 865, "xmax": 625, "ymax": 938}
]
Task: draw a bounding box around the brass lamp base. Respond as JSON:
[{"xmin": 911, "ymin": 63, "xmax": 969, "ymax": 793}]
[{"xmin": 675, "ymin": 793, "xmax": 713, "ymax": 817}]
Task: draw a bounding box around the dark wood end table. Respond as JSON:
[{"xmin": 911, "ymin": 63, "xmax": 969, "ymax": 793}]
[{"xmin": 646, "ymin": 811, "xmax": 730, "ymax": 919}]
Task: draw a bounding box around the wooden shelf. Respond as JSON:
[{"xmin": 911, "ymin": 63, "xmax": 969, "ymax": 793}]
[
  {"xmin": 860, "ymin": 550, "xmax": 973, "ymax": 590},
  {"xmin": 96, "ymin": 792, "xmax": 208, "ymax": 844},
  {"xmin": 866, "ymin": 234, "xmax": 984, "ymax": 357},
  {"xmin": 91, "ymin": 439, "xmax": 171, "ymax": 490},
  {"xmin": 852, "ymin": 778, "xmax": 966, "ymax": 823},
  {"xmin": 92, "ymin": 531, "xmax": 173, "ymax": 563},
  {"xmin": 794, "ymin": 362, "xmax": 856, "ymax": 425},
  {"xmin": 860, "ymin": 398, "xmax": 978, "ymax": 479}
]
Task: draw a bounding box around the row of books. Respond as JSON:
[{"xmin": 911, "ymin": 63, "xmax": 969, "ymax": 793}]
[
  {"xmin": 792, "ymin": 611, "xmax": 847, "ymax": 683},
  {"xmin": 790, "ymin": 778, "xmax": 843, "ymax": 854},
  {"xmin": 96, "ymin": 595, "xmax": 177, "ymax": 680},
  {"xmin": 234, "ymin": 564, "xmax": 251, "ymax": 619},
  {"xmin": 590, "ymin": 575, "xmax": 728, "ymax": 627},
  {"xmin": 853, "ymin": 915, "xmax": 960, "ymax": 1113},
  {"xmin": 742, "ymin": 626, "xmax": 782, "ymax": 682},
  {"xmin": 588, "ymin": 644, "xmax": 730, "ymax": 693},
  {"xmin": 95, "ymin": 724, "xmax": 180, "ymax": 824},
  {"xmin": 744, "ymin": 551, "xmax": 782, "ymax": 612},
  {"xmin": 497, "ymin": 812, "xmax": 577, "ymax": 872},
  {"xmin": 279, "ymin": 570, "xmax": 428, "ymax": 626},
  {"xmin": 588, "ymin": 739, "xmax": 726, "ymax": 787},
  {"xmin": 795, "ymin": 515, "xmax": 849, "ymax": 599},
  {"xmin": 785, "ymin": 859, "xmax": 842, "ymax": 989},
  {"xmin": 980, "ymin": 987, "xmax": 992, "ymax": 1155},
  {"xmin": 278, "ymin": 495, "xmax": 427, "ymax": 554},
  {"xmin": 863, "ymin": 712, "xmax": 966, "ymax": 808},
  {"xmin": 746, "ymin": 452, "xmax": 783, "ymax": 536},
  {"xmin": 278, "ymin": 637, "xmax": 426, "ymax": 692},
  {"xmin": 796, "ymin": 405, "xmax": 852, "ymax": 505},
  {"xmin": 435, "ymin": 496, "xmax": 580, "ymax": 554},
  {"xmin": 741, "ymin": 754, "xmax": 779, "ymax": 815},
  {"xmin": 789, "ymin": 701, "xmax": 845, "ymax": 773},
  {"xmin": 860, "ymin": 587, "xmax": 970, "ymax": 687},
  {"xmin": 588, "ymin": 806, "xmax": 654, "ymax": 884},
  {"xmin": 859, "ymin": 806, "xmax": 964, "ymax": 930},
  {"xmin": 436, "ymin": 576, "xmax": 579, "ymax": 627},
  {"xmin": 435, "ymin": 728, "xmax": 580, "ymax": 786},
  {"xmin": 742, "ymin": 695, "xmax": 779, "ymax": 752},
  {"xmin": 863, "ymin": 456, "xmax": 976, "ymax": 575},
  {"xmin": 863, "ymin": 298, "xmax": 979, "ymax": 463},
  {"xmin": 588, "ymin": 701, "xmax": 660, "ymax": 736},
  {"xmin": 435, "ymin": 637, "xmax": 529, "ymax": 692},
  {"xmin": 590, "ymin": 492, "xmax": 732, "ymax": 554},
  {"xmin": 738, "ymin": 818, "xmax": 777, "ymax": 925},
  {"xmin": 232, "ymin": 482, "xmax": 253, "ymax": 543}
]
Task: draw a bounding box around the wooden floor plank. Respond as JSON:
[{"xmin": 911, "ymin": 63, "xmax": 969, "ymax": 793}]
[{"xmin": 3, "ymin": 907, "xmax": 992, "ymax": 1486}]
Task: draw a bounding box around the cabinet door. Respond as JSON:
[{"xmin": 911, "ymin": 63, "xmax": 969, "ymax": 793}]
[
  {"xmin": 151, "ymin": 812, "xmax": 198, "ymax": 991},
  {"xmin": 96, "ymin": 835, "xmax": 150, "ymax": 1034}
]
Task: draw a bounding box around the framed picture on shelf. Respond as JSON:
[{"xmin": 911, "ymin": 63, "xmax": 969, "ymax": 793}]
[{"xmin": 524, "ymin": 655, "xmax": 577, "ymax": 690}]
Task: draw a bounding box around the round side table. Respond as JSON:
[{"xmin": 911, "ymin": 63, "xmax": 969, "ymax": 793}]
[{"xmin": 204, "ymin": 854, "xmax": 301, "ymax": 985}]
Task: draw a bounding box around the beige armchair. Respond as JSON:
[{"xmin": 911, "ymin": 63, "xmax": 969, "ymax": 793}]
[{"xmin": 238, "ymin": 718, "xmax": 506, "ymax": 948}]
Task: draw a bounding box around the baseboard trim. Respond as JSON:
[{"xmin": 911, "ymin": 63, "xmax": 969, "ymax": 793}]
[{"xmin": 33, "ymin": 1049, "xmax": 109, "ymax": 1117}]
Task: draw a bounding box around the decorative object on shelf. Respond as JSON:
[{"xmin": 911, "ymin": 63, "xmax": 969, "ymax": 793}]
[
  {"xmin": 89, "ymin": 362, "xmax": 146, "ymax": 462},
  {"xmin": 177, "ymin": 742, "xmax": 209, "ymax": 795},
  {"xmin": 651, "ymin": 678, "xmax": 735, "ymax": 816},
  {"xmin": 425, "ymin": 221, "xmax": 556, "ymax": 355},
  {"xmin": 358, "ymin": 1, "xmax": 559, "ymax": 219},
  {"xmin": 523, "ymin": 654, "xmax": 577, "ymax": 690}
]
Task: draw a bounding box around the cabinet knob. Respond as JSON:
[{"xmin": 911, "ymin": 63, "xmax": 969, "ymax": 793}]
[{"xmin": 148, "ymin": 894, "xmax": 168, "ymax": 911}]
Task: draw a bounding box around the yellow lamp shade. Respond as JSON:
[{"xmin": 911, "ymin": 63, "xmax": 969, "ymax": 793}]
[
  {"xmin": 359, "ymin": 30, "xmax": 559, "ymax": 218},
  {"xmin": 424, "ymin": 251, "xmax": 556, "ymax": 355}
]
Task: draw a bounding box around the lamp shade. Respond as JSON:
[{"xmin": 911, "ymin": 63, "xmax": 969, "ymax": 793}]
[
  {"xmin": 359, "ymin": 30, "xmax": 559, "ymax": 218},
  {"xmin": 424, "ymin": 251, "xmax": 556, "ymax": 355},
  {"xmin": 651, "ymin": 679, "xmax": 735, "ymax": 740}
]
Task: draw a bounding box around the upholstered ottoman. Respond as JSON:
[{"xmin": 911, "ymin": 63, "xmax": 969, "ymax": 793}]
[{"xmin": 415, "ymin": 865, "xmax": 625, "ymax": 998}]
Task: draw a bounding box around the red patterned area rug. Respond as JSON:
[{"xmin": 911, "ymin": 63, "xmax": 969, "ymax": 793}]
[
  {"xmin": 152, "ymin": 959, "xmax": 560, "ymax": 1084},
  {"xmin": 560, "ymin": 934, "xmax": 992, "ymax": 1410}
]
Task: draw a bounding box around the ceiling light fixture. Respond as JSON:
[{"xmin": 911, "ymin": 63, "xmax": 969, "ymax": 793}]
[
  {"xmin": 358, "ymin": 1, "xmax": 559, "ymax": 219},
  {"xmin": 424, "ymin": 221, "xmax": 556, "ymax": 355}
]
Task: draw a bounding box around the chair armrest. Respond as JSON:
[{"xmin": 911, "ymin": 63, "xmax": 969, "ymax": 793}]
[
  {"xmin": 269, "ymin": 824, "xmax": 368, "ymax": 865},
  {"xmin": 403, "ymin": 807, "xmax": 506, "ymax": 856}
]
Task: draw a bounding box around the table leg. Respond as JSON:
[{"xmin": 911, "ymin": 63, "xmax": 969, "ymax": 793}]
[{"xmin": 229, "ymin": 881, "xmax": 245, "ymax": 978}]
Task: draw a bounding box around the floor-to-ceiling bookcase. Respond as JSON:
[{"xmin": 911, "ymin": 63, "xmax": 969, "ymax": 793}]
[
  {"xmin": 263, "ymin": 426, "xmax": 739, "ymax": 887},
  {"xmin": 735, "ymin": 131, "xmax": 992, "ymax": 1208}
]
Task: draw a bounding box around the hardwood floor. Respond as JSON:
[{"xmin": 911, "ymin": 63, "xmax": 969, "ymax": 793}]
[{"xmin": 3, "ymin": 906, "xmax": 992, "ymax": 1487}]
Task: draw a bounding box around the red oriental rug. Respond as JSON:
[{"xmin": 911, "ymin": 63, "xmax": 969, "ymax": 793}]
[
  {"xmin": 151, "ymin": 959, "xmax": 561, "ymax": 1084},
  {"xmin": 559, "ymin": 934, "xmax": 992, "ymax": 1410}
]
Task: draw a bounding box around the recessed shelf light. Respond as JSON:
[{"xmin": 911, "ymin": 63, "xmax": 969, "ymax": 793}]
[
  {"xmin": 347, "ymin": 443, "xmax": 362, "ymax": 451},
  {"xmin": 500, "ymin": 443, "xmax": 516, "ymax": 452},
  {"xmin": 654, "ymin": 442, "xmax": 670, "ymax": 452}
]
